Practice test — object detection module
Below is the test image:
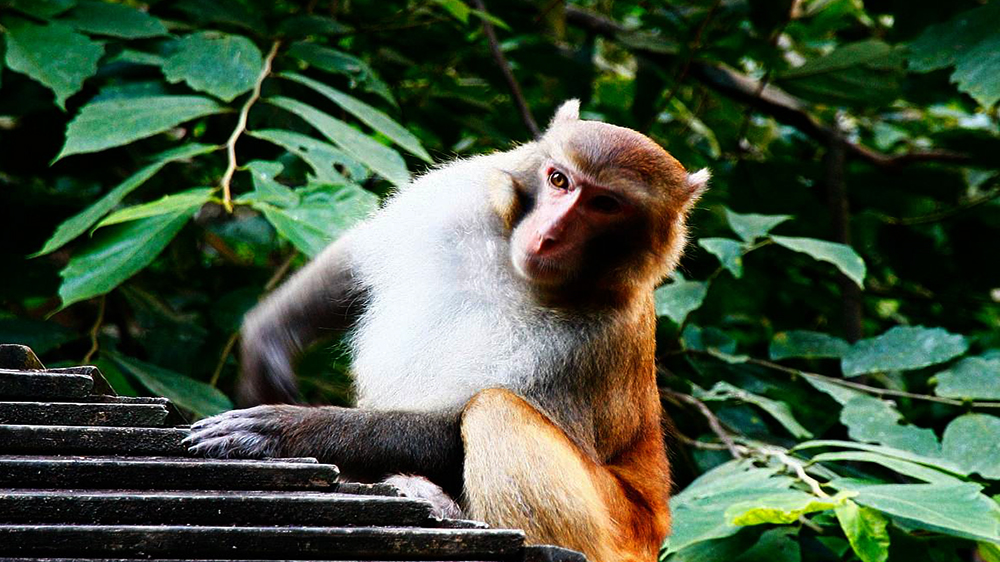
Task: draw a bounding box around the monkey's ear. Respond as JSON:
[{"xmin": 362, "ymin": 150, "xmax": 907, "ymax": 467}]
[
  {"xmin": 549, "ymin": 99, "xmax": 581, "ymax": 128},
  {"xmin": 682, "ymin": 168, "xmax": 710, "ymax": 211}
]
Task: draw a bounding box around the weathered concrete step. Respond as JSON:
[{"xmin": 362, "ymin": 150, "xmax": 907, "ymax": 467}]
[
  {"xmin": 0, "ymin": 524, "xmax": 527, "ymax": 560},
  {"xmin": 0, "ymin": 401, "xmax": 169, "ymax": 426},
  {"xmin": 0, "ymin": 489, "xmax": 434, "ymax": 526},
  {"xmin": 0, "ymin": 369, "xmax": 93, "ymax": 400},
  {"xmin": 0, "ymin": 456, "xmax": 339, "ymax": 490},
  {"xmin": 0, "ymin": 425, "xmax": 187, "ymax": 455}
]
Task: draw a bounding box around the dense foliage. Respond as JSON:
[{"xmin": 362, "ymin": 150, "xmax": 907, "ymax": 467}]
[{"xmin": 1, "ymin": 0, "xmax": 999, "ymax": 560}]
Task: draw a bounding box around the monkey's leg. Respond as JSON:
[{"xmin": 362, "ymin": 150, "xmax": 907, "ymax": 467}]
[
  {"xmin": 461, "ymin": 389, "xmax": 669, "ymax": 562},
  {"xmin": 185, "ymin": 405, "xmax": 464, "ymax": 497}
]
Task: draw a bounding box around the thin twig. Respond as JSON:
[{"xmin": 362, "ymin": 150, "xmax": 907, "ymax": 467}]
[
  {"xmin": 82, "ymin": 295, "xmax": 106, "ymax": 364},
  {"xmin": 209, "ymin": 332, "xmax": 239, "ymax": 387},
  {"xmin": 762, "ymin": 447, "xmax": 830, "ymax": 497},
  {"xmin": 220, "ymin": 41, "xmax": 281, "ymax": 213},
  {"xmin": 880, "ymin": 184, "xmax": 1000, "ymax": 226},
  {"xmin": 265, "ymin": 250, "xmax": 299, "ymax": 292},
  {"xmin": 472, "ymin": 0, "xmax": 540, "ymax": 137},
  {"xmin": 661, "ymin": 387, "xmax": 743, "ymax": 459}
]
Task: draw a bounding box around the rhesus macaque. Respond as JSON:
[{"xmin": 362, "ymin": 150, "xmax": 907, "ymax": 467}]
[{"xmin": 185, "ymin": 100, "xmax": 708, "ymax": 562}]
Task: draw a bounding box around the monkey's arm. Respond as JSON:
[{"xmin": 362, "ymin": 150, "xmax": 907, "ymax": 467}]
[
  {"xmin": 184, "ymin": 405, "xmax": 463, "ymax": 495},
  {"xmin": 239, "ymin": 234, "xmax": 366, "ymax": 406}
]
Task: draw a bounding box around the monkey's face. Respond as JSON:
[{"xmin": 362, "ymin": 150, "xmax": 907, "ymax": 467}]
[{"xmin": 508, "ymin": 115, "xmax": 706, "ymax": 294}]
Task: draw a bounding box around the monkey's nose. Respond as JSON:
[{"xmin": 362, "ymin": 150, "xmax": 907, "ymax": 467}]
[{"xmin": 534, "ymin": 235, "xmax": 559, "ymax": 254}]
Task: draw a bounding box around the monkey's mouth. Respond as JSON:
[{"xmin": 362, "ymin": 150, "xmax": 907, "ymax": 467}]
[{"xmin": 512, "ymin": 251, "xmax": 570, "ymax": 286}]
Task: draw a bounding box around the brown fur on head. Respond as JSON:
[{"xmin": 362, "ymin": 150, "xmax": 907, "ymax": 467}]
[{"xmin": 496, "ymin": 100, "xmax": 709, "ymax": 299}]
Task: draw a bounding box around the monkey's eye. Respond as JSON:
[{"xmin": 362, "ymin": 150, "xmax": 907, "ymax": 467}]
[
  {"xmin": 588, "ymin": 194, "xmax": 623, "ymax": 214},
  {"xmin": 548, "ymin": 171, "xmax": 569, "ymax": 190}
]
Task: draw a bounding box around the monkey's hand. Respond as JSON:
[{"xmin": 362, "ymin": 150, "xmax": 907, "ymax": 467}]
[{"xmin": 183, "ymin": 405, "xmax": 305, "ymax": 459}]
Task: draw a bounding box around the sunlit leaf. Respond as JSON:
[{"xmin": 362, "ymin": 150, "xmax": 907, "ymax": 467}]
[
  {"xmin": 268, "ymin": 96, "xmax": 410, "ymax": 186},
  {"xmin": 841, "ymin": 326, "xmax": 968, "ymax": 377},
  {"xmin": 433, "ymin": 0, "xmax": 471, "ymax": 23},
  {"xmin": 771, "ymin": 235, "xmax": 866, "ymax": 289},
  {"xmin": 58, "ymin": 96, "xmax": 224, "ymax": 159},
  {"xmin": 95, "ymin": 188, "xmax": 214, "ymax": 230},
  {"xmin": 941, "ymin": 414, "xmax": 1000, "ymax": 479},
  {"xmin": 726, "ymin": 490, "xmax": 846, "ymax": 526},
  {"xmin": 724, "ymin": 209, "xmax": 791, "ymax": 243},
  {"xmin": 161, "ymin": 32, "xmax": 263, "ymax": 102},
  {"xmin": 3, "ymin": 18, "xmax": 103, "ymax": 110},
  {"xmin": 655, "ymin": 278, "xmax": 708, "ymax": 325},
  {"xmin": 835, "ymin": 500, "xmax": 890, "ymax": 562},
  {"xmin": 698, "ymin": 238, "xmax": 744, "ymax": 278},
  {"xmin": 249, "ymin": 129, "xmax": 366, "ymax": 184}
]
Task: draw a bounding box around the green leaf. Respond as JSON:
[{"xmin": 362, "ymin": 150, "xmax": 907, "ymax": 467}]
[
  {"xmin": 248, "ymin": 129, "xmax": 365, "ymax": 184},
  {"xmin": 809, "ymin": 451, "xmax": 965, "ymax": 484},
  {"xmin": 59, "ymin": 96, "xmax": 224, "ymax": 159},
  {"xmin": 60, "ymin": 1, "xmax": 169, "ymax": 38},
  {"xmin": 3, "ymin": 18, "xmax": 103, "ymax": 110},
  {"xmin": 835, "ymin": 500, "xmax": 890, "ymax": 562},
  {"xmin": 33, "ymin": 143, "xmax": 218, "ymax": 257},
  {"xmin": 108, "ymin": 352, "xmax": 232, "ymax": 419},
  {"xmin": 275, "ymin": 15, "xmax": 352, "ymax": 37},
  {"xmin": 238, "ymin": 161, "xmax": 298, "ymax": 207},
  {"xmin": 726, "ymin": 490, "xmax": 845, "ymax": 526},
  {"xmin": 95, "ymin": 188, "xmax": 214, "ymax": 230},
  {"xmin": 286, "ymin": 42, "xmax": 396, "ymax": 106},
  {"xmin": 793, "ymin": 440, "xmax": 968, "ymax": 476},
  {"xmin": 908, "ymin": 2, "xmax": 1000, "ymax": 108},
  {"xmin": 776, "ymin": 40, "xmax": 904, "ymax": 107},
  {"xmin": 724, "ymin": 209, "xmax": 791, "ymax": 243},
  {"xmin": 0, "ymin": 318, "xmax": 79, "ymax": 355},
  {"xmin": 802, "ymin": 373, "xmax": 862, "ymax": 406},
  {"xmin": 267, "ymin": 96, "xmax": 410, "ymax": 186},
  {"xmin": 654, "ymin": 279, "xmax": 708, "ymax": 325},
  {"xmin": 667, "ymin": 461, "xmax": 796, "ymax": 553},
  {"xmin": 840, "ymin": 394, "xmax": 941, "ymax": 457},
  {"xmin": 250, "ymin": 182, "xmax": 377, "ymax": 258},
  {"xmin": 433, "ymin": 0, "xmax": 471, "ymax": 23},
  {"xmin": 841, "ymin": 326, "xmax": 969, "ymax": 377},
  {"xmin": 696, "ymin": 381, "xmax": 813, "ymax": 439},
  {"xmin": 941, "ymin": 414, "xmax": 1000, "ymax": 480},
  {"xmin": 981, "ymin": 542, "xmax": 1000, "ymax": 562},
  {"xmin": 829, "ymin": 480, "xmax": 1000, "ymax": 543},
  {"xmin": 698, "ymin": 238, "xmax": 743, "ymax": 278},
  {"xmin": 770, "ymin": 235, "xmax": 866, "ymax": 289},
  {"xmin": 161, "ymin": 32, "xmax": 263, "ymax": 102},
  {"xmin": 932, "ymin": 357, "xmax": 1000, "ymax": 400},
  {"xmin": 7, "ymin": 0, "xmax": 76, "ymax": 18},
  {"xmin": 58, "ymin": 211, "xmax": 193, "ymax": 308},
  {"xmin": 281, "ymin": 72, "xmax": 432, "ymax": 162},
  {"xmin": 770, "ymin": 330, "xmax": 850, "ymax": 361}
]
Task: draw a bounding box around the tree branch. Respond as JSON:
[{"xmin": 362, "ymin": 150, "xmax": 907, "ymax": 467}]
[
  {"xmin": 661, "ymin": 387, "xmax": 744, "ymax": 459},
  {"xmin": 472, "ymin": 0, "xmax": 540, "ymax": 137},
  {"xmin": 564, "ymin": 6, "xmax": 972, "ymax": 169}
]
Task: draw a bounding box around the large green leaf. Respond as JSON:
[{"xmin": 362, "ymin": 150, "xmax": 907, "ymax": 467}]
[
  {"xmin": 95, "ymin": 188, "xmax": 214, "ymax": 230},
  {"xmin": 7, "ymin": 0, "xmax": 76, "ymax": 18},
  {"xmin": 829, "ymin": 480, "xmax": 1000, "ymax": 543},
  {"xmin": 841, "ymin": 326, "xmax": 969, "ymax": 377},
  {"xmin": 281, "ymin": 72, "xmax": 432, "ymax": 163},
  {"xmin": 932, "ymin": 357, "xmax": 1000, "ymax": 400},
  {"xmin": 286, "ymin": 42, "xmax": 396, "ymax": 106},
  {"xmin": 667, "ymin": 461, "xmax": 796, "ymax": 553},
  {"xmin": 770, "ymin": 235, "xmax": 866, "ymax": 289},
  {"xmin": 726, "ymin": 490, "xmax": 844, "ymax": 526},
  {"xmin": 237, "ymin": 161, "xmax": 298, "ymax": 207},
  {"xmin": 267, "ymin": 96, "xmax": 410, "ymax": 186},
  {"xmin": 161, "ymin": 32, "xmax": 264, "ymax": 102},
  {"xmin": 60, "ymin": 1, "xmax": 169, "ymax": 38},
  {"xmin": 33, "ymin": 143, "xmax": 218, "ymax": 257},
  {"xmin": 696, "ymin": 381, "xmax": 813, "ymax": 439},
  {"xmin": 776, "ymin": 40, "xmax": 904, "ymax": 107},
  {"xmin": 809, "ymin": 451, "xmax": 965, "ymax": 485},
  {"xmin": 249, "ymin": 129, "xmax": 366, "ymax": 184},
  {"xmin": 835, "ymin": 500, "xmax": 890, "ymax": 562},
  {"xmin": 908, "ymin": 2, "xmax": 1000, "ymax": 108},
  {"xmin": 793, "ymin": 440, "xmax": 967, "ymax": 476},
  {"xmin": 839, "ymin": 394, "xmax": 941, "ymax": 457},
  {"xmin": 698, "ymin": 238, "xmax": 744, "ymax": 278},
  {"xmin": 3, "ymin": 18, "xmax": 103, "ymax": 110},
  {"xmin": 654, "ymin": 278, "xmax": 708, "ymax": 325},
  {"xmin": 58, "ymin": 211, "xmax": 193, "ymax": 308},
  {"xmin": 108, "ymin": 352, "xmax": 232, "ymax": 419},
  {"xmin": 724, "ymin": 209, "xmax": 791, "ymax": 243},
  {"xmin": 770, "ymin": 330, "xmax": 850, "ymax": 361},
  {"xmin": 58, "ymin": 96, "xmax": 224, "ymax": 159},
  {"xmin": 941, "ymin": 414, "xmax": 1000, "ymax": 480},
  {"xmin": 250, "ymin": 182, "xmax": 377, "ymax": 258}
]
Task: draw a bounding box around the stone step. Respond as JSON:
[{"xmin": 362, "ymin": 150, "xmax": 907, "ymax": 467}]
[
  {"xmin": 0, "ymin": 489, "xmax": 434, "ymax": 527},
  {"xmin": 0, "ymin": 524, "xmax": 526, "ymax": 560},
  {"xmin": 0, "ymin": 369, "xmax": 93, "ymax": 400},
  {"xmin": 0, "ymin": 425, "xmax": 188, "ymax": 455},
  {"xmin": 0, "ymin": 456, "xmax": 339, "ymax": 491},
  {"xmin": 0, "ymin": 401, "xmax": 169, "ymax": 427}
]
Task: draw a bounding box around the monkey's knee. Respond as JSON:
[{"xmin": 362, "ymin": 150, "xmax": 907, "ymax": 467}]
[{"xmin": 460, "ymin": 389, "xmax": 616, "ymax": 560}]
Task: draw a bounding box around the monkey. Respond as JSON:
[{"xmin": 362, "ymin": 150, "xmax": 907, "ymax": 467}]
[{"xmin": 184, "ymin": 100, "xmax": 709, "ymax": 562}]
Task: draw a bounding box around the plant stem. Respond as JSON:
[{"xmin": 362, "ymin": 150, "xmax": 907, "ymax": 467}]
[{"xmin": 82, "ymin": 295, "xmax": 105, "ymax": 364}]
